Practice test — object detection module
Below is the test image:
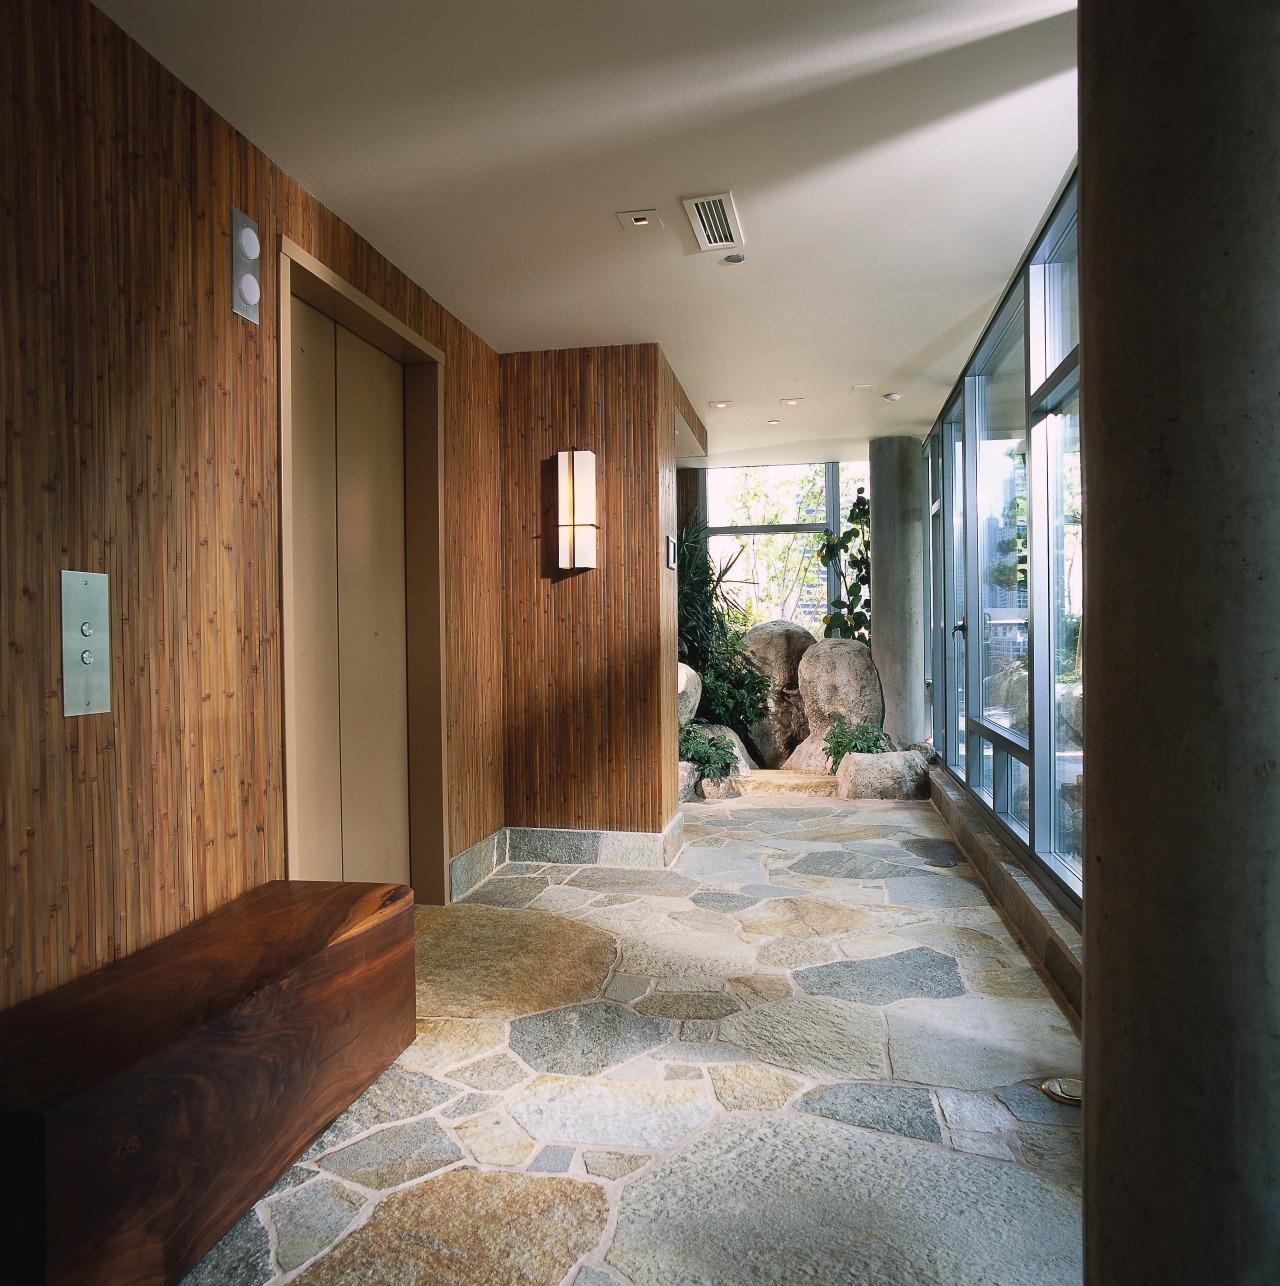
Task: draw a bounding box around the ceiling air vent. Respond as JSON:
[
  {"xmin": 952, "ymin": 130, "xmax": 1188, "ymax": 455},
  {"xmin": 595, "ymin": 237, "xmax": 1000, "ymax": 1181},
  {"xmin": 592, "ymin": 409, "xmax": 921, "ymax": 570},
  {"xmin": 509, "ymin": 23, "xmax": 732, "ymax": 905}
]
[{"xmin": 683, "ymin": 191, "xmax": 744, "ymax": 252}]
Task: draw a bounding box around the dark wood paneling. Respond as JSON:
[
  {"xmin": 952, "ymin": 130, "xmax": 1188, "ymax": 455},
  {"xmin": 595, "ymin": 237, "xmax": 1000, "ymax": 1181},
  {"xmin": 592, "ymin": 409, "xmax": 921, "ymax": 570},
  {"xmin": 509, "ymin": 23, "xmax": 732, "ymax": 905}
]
[
  {"xmin": 676, "ymin": 468, "xmax": 702, "ymax": 529},
  {"xmin": 0, "ymin": 880, "xmax": 414, "ymax": 1286},
  {"xmin": 0, "ymin": 0, "xmax": 505, "ymax": 1007},
  {"xmin": 672, "ymin": 378, "xmax": 709, "ymax": 453},
  {"xmin": 500, "ymin": 345, "xmax": 679, "ymax": 833}
]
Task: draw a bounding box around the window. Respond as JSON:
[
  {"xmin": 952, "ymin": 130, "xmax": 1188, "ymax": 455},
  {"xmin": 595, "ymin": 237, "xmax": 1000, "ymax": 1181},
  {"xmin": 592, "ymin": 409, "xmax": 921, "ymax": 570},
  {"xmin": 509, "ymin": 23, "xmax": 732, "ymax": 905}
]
[
  {"xmin": 702, "ymin": 461, "xmax": 868, "ymax": 635},
  {"xmin": 925, "ymin": 172, "xmax": 1083, "ymax": 910}
]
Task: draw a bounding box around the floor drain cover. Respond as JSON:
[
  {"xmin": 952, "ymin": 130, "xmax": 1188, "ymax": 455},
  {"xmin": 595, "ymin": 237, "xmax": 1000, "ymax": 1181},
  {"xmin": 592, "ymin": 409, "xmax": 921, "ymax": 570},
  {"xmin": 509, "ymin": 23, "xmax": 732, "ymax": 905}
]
[
  {"xmin": 1041, "ymin": 1076, "xmax": 1083, "ymax": 1106},
  {"xmin": 924, "ymin": 856, "xmax": 956, "ymax": 868}
]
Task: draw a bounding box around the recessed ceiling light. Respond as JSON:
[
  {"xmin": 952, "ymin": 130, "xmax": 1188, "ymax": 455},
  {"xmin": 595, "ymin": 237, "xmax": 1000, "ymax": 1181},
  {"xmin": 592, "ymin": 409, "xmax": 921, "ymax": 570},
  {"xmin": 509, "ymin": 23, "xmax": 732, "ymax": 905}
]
[
  {"xmin": 780, "ymin": 397, "xmax": 803, "ymax": 406},
  {"xmin": 615, "ymin": 208, "xmax": 663, "ymax": 230},
  {"xmin": 766, "ymin": 419, "xmax": 781, "ymax": 425},
  {"xmin": 883, "ymin": 392, "xmax": 901, "ymax": 402},
  {"xmin": 709, "ymin": 400, "xmax": 732, "ymax": 409},
  {"xmin": 853, "ymin": 384, "xmax": 876, "ymax": 391}
]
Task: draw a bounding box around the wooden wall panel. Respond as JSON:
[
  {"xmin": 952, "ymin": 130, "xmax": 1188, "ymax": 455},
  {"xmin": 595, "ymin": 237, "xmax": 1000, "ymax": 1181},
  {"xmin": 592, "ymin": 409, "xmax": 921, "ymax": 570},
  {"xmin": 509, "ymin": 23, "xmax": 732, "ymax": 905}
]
[
  {"xmin": 676, "ymin": 468, "xmax": 702, "ymax": 530},
  {"xmin": 500, "ymin": 345, "xmax": 679, "ymax": 833},
  {"xmin": 0, "ymin": 0, "xmax": 505, "ymax": 1009}
]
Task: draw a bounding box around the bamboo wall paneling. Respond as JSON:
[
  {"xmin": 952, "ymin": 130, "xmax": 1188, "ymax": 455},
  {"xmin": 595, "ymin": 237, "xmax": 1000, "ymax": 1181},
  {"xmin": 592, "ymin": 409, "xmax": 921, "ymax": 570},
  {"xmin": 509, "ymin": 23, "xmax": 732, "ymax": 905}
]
[
  {"xmin": 1, "ymin": 0, "xmax": 506, "ymax": 1008},
  {"xmin": 500, "ymin": 345, "xmax": 681, "ymax": 834}
]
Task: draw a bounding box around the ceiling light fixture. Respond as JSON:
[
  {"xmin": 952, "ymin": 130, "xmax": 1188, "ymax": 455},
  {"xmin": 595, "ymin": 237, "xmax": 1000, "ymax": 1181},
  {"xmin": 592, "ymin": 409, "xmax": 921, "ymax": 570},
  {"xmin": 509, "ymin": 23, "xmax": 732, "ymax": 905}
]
[
  {"xmin": 853, "ymin": 384, "xmax": 876, "ymax": 391},
  {"xmin": 709, "ymin": 400, "xmax": 732, "ymax": 410},
  {"xmin": 767, "ymin": 419, "xmax": 781, "ymax": 426},
  {"xmin": 780, "ymin": 397, "xmax": 803, "ymax": 406},
  {"xmin": 724, "ymin": 252, "xmax": 746, "ymax": 264},
  {"xmin": 883, "ymin": 392, "xmax": 901, "ymax": 402},
  {"xmin": 615, "ymin": 209, "xmax": 663, "ymax": 230}
]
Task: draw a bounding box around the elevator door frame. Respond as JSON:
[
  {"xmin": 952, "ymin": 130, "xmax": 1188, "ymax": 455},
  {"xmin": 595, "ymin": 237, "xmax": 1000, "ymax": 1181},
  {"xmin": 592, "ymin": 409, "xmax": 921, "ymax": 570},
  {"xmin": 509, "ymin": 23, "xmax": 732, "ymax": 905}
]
[{"xmin": 278, "ymin": 238, "xmax": 450, "ymax": 904}]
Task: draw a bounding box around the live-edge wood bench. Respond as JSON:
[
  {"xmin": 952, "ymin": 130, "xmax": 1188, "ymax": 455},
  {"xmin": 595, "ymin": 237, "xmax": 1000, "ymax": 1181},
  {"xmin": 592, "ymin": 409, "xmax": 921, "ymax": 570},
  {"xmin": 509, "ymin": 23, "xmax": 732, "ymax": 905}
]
[{"xmin": 0, "ymin": 880, "xmax": 415, "ymax": 1286}]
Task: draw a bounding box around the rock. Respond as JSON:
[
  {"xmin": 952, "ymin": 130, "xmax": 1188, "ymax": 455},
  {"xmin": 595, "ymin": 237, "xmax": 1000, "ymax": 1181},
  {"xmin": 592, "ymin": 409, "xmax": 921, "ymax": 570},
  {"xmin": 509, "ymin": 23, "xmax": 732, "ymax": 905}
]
[
  {"xmin": 414, "ymin": 905, "xmax": 616, "ymax": 1020},
  {"xmin": 293, "ymin": 1172, "xmax": 608, "ymax": 1286},
  {"xmin": 528, "ymin": 1145, "xmax": 575, "ymax": 1173},
  {"xmin": 908, "ymin": 740, "xmax": 940, "ymax": 763},
  {"xmin": 607, "ymin": 1116, "xmax": 1082, "ymax": 1286},
  {"xmin": 782, "ymin": 639, "xmax": 885, "ymax": 773},
  {"xmin": 743, "ymin": 620, "xmax": 817, "ymax": 766},
  {"xmin": 398, "ymin": 1017, "xmax": 507, "ymax": 1075},
  {"xmin": 719, "ymin": 995, "xmax": 886, "ymax": 1079},
  {"xmin": 677, "ymin": 663, "xmax": 702, "ymax": 726},
  {"xmin": 452, "ymin": 1051, "xmax": 529, "ymax": 1091},
  {"xmin": 708, "ymin": 1063, "xmax": 801, "ymax": 1111},
  {"xmin": 510, "ymin": 1002, "xmax": 672, "ymax": 1077},
  {"xmin": 270, "ymin": 1178, "xmax": 365, "ymax": 1272},
  {"xmin": 797, "ymin": 1082, "xmax": 943, "ymax": 1143},
  {"xmin": 305, "ymin": 1066, "xmax": 454, "ymax": 1156},
  {"xmin": 700, "ymin": 725, "xmax": 757, "ymax": 776},
  {"xmin": 508, "ymin": 1075, "xmax": 715, "ymax": 1148},
  {"xmin": 836, "ymin": 749, "xmax": 930, "ymax": 800},
  {"xmin": 182, "ymin": 1210, "xmax": 272, "ymax": 1286},
  {"xmin": 634, "ymin": 992, "xmax": 741, "ymax": 1019},
  {"xmin": 455, "ymin": 1110, "xmax": 536, "ymax": 1166},
  {"xmin": 320, "ymin": 1117, "xmax": 463, "ymax": 1189},
  {"xmin": 795, "ymin": 948, "xmax": 967, "ymax": 1006},
  {"xmin": 678, "ymin": 761, "xmax": 699, "ymax": 802},
  {"xmin": 698, "ymin": 776, "xmax": 740, "ymax": 800},
  {"xmin": 584, "ymin": 1150, "xmax": 649, "ymax": 1179}
]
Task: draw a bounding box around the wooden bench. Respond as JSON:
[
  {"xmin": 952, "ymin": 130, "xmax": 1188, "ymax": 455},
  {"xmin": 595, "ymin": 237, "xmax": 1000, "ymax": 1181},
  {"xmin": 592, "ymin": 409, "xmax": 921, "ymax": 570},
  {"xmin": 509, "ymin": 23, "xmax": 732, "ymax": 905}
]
[{"xmin": 0, "ymin": 880, "xmax": 415, "ymax": 1286}]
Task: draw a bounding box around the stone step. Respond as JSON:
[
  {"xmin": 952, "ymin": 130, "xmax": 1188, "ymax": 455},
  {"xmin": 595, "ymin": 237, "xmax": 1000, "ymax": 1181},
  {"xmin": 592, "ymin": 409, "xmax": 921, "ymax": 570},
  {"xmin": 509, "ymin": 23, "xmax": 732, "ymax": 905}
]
[{"xmin": 736, "ymin": 769, "xmax": 837, "ymax": 797}]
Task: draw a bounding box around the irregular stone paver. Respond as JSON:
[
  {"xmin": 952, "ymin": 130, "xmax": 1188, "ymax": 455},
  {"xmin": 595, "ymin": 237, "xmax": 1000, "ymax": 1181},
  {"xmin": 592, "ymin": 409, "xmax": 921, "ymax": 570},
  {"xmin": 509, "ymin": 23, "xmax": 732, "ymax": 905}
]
[
  {"xmin": 936, "ymin": 1090, "xmax": 1017, "ymax": 1133},
  {"xmin": 790, "ymin": 850, "xmax": 918, "ymax": 880},
  {"xmin": 618, "ymin": 932, "xmax": 755, "ymax": 984},
  {"xmin": 997, "ymin": 1084, "xmax": 1082, "ymax": 1126},
  {"xmin": 442, "ymin": 1091, "xmax": 501, "ymax": 1119},
  {"xmin": 459, "ymin": 875, "xmax": 549, "ymax": 907},
  {"xmin": 888, "ymin": 996, "xmax": 1080, "ymax": 1091},
  {"xmin": 756, "ymin": 938, "xmax": 836, "ymax": 969},
  {"xmin": 838, "ymin": 932, "xmax": 916, "ymax": 961},
  {"xmin": 528, "ymin": 1145, "xmax": 575, "ymax": 1173},
  {"xmin": 797, "ymin": 1082, "xmax": 942, "ymax": 1143},
  {"xmin": 510, "ymin": 1002, "xmax": 671, "ymax": 1076},
  {"xmin": 709, "ymin": 1063, "xmax": 801, "ymax": 1110},
  {"xmin": 608, "ymin": 1116, "xmax": 1081, "ymax": 1286},
  {"xmin": 455, "ymin": 1110, "xmax": 536, "ymax": 1166},
  {"xmin": 577, "ymin": 1268, "xmax": 626, "ymax": 1286},
  {"xmin": 796, "ymin": 948, "xmax": 966, "ymax": 1006},
  {"xmin": 737, "ymin": 897, "xmax": 884, "ymax": 940},
  {"xmin": 584, "ymin": 1150, "xmax": 649, "ymax": 1179},
  {"xmin": 530, "ymin": 884, "xmax": 599, "ymax": 913},
  {"xmin": 182, "ymin": 1210, "xmax": 271, "ymax": 1286},
  {"xmin": 306, "ymin": 1067, "xmax": 453, "ymax": 1156},
  {"xmin": 508, "ymin": 1075, "xmax": 715, "ymax": 1148},
  {"xmin": 690, "ymin": 890, "xmax": 760, "ymax": 913},
  {"xmin": 740, "ymin": 883, "xmax": 807, "ymax": 899},
  {"xmin": 651, "ymin": 1040, "xmax": 747, "ymax": 1063},
  {"xmin": 898, "ymin": 923, "xmax": 1015, "ymax": 960},
  {"xmin": 900, "ymin": 837, "xmax": 966, "ymax": 866},
  {"xmin": 952, "ymin": 1130, "xmax": 1017, "ymax": 1160},
  {"xmin": 566, "ymin": 868, "xmax": 698, "ymax": 897},
  {"xmin": 452, "ymin": 1051, "xmax": 528, "ymax": 1091},
  {"xmin": 605, "ymin": 973, "xmax": 651, "ymax": 1002},
  {"xmin": 726, "ymin": 974, "xmax": 793, "ymax": 1005},
  {"xmin": 665, "ymin": 1064, "xmax": 702, "ymax": 1080},
  {"xmin": 1017, "ymin": 1123, "xmax": 1083, "ymax": 1184},
  {"xmin": 415, "ymin": 904, "xmax": 616, "ymax": 1019},
  {"xmin": 593, "ymin": 893, "xmax": 640, "ymax": 907},
  {"xmin": 884, "ymin": 875, "xmax": 989, "ymax": 909},
  {"xmin": 398, "ymin": 1017, "xmax": 507, "ymax": 1075},
  {"xmin": 634, "ymin": 992, "xmax": 741, "ymax": 1019},
  {"xmin": 967, "ymin": 966, "xmax": 1054, "ymax": 999},
  {"xmin": 263, "ymin": 1165, "xmax": 312, "ymax": 1199},
  {"xmin": 293, "ymin": 1172, "xmax": 608, "ymax": 1285},
  {"xmin": 675, "ymin": 848, "xmax": 768, "ymax": 887},
  {"xmin": 681, "ymin": 1019, "xmax": 717, "ymax": 1039},
  {"xmin": 721, "ymin": 996, "xmax": 886, "ymax": 1079},
  {"xmin": 270, "ymin": 1179, "xmax": 365, "ymax": 1273},
  {"xmin": 319, "ymin": 1117, "xmax": 463, "ymax": 1189},
  {"xmin": 582, "ymin": 902, "xmax": 688, "ymax": 935}
]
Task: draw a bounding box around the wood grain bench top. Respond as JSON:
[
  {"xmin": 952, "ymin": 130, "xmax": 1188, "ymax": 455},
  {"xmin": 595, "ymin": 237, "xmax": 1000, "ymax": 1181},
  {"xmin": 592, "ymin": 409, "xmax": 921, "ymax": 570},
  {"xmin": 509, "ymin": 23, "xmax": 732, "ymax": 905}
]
[{"xmin": 0, "ymin": 880, "xmax": 412, "ymax": 1111}]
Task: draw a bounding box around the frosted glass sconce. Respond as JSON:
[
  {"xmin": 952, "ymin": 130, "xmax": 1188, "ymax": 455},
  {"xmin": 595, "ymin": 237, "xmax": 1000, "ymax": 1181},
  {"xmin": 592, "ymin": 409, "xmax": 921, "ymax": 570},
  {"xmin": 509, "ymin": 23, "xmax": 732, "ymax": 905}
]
[{"xmin": 557, "ymin": 449, "xmax": 598, "ymax": 569}]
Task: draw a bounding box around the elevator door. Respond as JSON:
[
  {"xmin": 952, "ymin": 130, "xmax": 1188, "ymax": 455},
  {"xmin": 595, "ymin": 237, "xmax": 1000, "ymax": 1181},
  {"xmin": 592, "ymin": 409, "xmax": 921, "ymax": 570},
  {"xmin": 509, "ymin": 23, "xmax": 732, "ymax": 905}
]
[{"xmin": 288, "ymin": 295, "xmax": 410, "ymax": 885}]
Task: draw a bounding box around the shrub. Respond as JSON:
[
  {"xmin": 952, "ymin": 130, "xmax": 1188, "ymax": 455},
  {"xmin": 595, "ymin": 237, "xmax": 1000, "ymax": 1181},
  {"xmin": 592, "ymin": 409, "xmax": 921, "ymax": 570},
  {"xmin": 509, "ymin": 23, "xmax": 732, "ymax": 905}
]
[
  {"xmin": 817, "ymin": 487, "xmax": 871, "ymax": 644},
  {"xmin": 679, "ymin": 723, "xmax": 739, "ymax": 783},
  {"xmin": 823, "ymin": 716, "xmax": 891, "ymax": 771}
]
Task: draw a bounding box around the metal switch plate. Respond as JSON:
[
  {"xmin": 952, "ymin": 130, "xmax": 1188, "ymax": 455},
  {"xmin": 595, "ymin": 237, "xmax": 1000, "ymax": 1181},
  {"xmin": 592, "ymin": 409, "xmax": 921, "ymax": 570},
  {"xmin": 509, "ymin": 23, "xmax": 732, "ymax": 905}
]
[
  {"xmin": 231, "ymin": 206, "xmax": 261, "ymax": 324},
  {"xmin": 62, "ymin": 571, "xmax": 110, "ymax": 717}
]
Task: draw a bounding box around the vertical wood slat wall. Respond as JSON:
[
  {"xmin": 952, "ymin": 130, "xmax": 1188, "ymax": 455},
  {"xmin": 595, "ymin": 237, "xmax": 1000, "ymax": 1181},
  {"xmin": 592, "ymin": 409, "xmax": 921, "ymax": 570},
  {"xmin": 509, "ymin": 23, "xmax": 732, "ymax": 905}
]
[
  {"xmin": 500, "ymin": 346, "xmax": 679, "ymax": 833},
  {"xmin": 0, "ymin": 0, "xmax": 505, "ymax": 1010}
]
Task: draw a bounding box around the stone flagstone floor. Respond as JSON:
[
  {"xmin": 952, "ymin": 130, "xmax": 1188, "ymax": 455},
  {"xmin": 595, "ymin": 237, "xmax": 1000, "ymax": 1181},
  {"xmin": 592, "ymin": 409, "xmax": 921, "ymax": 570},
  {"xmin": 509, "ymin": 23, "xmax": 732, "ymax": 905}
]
[{"xmin": 186, "ymin": 796, "xmax": 1083, "ymax": 1286}]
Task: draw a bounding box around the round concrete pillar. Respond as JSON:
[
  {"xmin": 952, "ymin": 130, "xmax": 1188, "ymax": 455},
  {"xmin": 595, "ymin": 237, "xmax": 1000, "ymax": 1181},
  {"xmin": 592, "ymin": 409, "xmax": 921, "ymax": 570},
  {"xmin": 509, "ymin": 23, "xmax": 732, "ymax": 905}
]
[
  {"xmin": 1081, "ymin": 1, "xmax": 1280, "ymax": 1279},
  {"xmin": 869, "ymin": 436, "xmax": 927, "ymax": 749}
]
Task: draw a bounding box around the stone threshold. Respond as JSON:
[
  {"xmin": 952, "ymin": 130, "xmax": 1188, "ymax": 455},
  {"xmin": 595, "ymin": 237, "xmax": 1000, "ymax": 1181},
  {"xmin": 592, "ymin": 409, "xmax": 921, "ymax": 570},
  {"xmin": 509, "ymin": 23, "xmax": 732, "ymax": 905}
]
[
  {"xmin": 928, "ymin": 768, "xmax": 1083, "ymax": 1028},
  {"xmin": 448, "ymin": 813, "xmax": 685, "ymax": 901},
  {"xmin": 729, "ymin": 769, "xmax": 837, "ymax": 797}
]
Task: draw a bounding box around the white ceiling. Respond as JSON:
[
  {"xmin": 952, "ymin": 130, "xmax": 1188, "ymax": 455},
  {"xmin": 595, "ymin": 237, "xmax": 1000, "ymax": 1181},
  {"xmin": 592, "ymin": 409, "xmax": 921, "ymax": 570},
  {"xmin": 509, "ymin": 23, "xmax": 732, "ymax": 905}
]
[{"xmin": 98, "ymin": 0, "xmax": 1078, "ymax": 467}]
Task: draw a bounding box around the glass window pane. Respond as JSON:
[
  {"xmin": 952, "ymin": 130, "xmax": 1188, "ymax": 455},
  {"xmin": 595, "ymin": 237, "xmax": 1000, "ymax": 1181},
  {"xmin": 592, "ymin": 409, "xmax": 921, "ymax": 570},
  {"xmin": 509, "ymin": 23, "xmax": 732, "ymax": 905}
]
[
  {"xmin": 838, "ymin": 462, "xmax": 870, "ymax": 522},
  {"xmin": 707, "ymin": 532, "xmax": 826, "ymax": 636},
  {"xmin": 706, "ymin": 464, "xmax": 826, "ymax": 528},
  {"xmin": 976, "ymin": 736, "xmax": 994, "ymax": 802},
  {"xmin": 976, "ymin": 298, "xmax": 1029, "ymax": 741},
  {"xmin": 1039, "ymin": 211, "xmax": 1079, "ymax": 378},
  {"xmin": 1008, "ymin": 757, "xmax": 1031, "ymax": 837},
  {"xmin": 1049, "ymin": 391, "xmax": 1084, "ymax": 877},
  {"xmin": 948, "ymin": 411, "xmax": 966, "ymax": 772}
]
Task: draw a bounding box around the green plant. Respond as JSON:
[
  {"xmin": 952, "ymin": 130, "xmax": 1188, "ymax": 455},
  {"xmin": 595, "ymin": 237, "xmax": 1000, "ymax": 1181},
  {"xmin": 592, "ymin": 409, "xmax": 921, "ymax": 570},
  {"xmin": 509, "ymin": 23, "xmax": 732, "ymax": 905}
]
[
  {"xmin": 679, "ymin": 723, "xmax": 739, "ymax": 783},
  {"xmin": 823, "ymin": 716, "xmax": 891, "ymax": 771},
  {"xmin": 817, "ymin": 487, "xmax": 871, "ymax": 643},
  {"xmin": 676, "ymin": 517, "xmax": 769, "ymax": 738}
]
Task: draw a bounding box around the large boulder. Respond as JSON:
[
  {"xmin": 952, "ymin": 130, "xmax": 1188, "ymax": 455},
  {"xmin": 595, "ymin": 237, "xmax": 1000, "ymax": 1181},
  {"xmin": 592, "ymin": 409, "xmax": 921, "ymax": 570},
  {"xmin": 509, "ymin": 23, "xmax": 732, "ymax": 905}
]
[
  {"xmin": 700, "ymin": 725, "xmax": 758, "ymax": 777},
  {"xmin": 678, "ymin": 761, "xmax": 700, "ymax": 803},
  {"xmin": 677, "ymin": 663, "xmax": 702, "ymax": 727},
  {"xmin": 743, "ymin": 620, "xmax": 816, "ymax": 767},
  {"xmin": 836, "ymin": 749, "xmax": 930, "ymax": 800},
  {"xmin": 782, "ymin": 639, "xmax": 885, "ymax": 773}
]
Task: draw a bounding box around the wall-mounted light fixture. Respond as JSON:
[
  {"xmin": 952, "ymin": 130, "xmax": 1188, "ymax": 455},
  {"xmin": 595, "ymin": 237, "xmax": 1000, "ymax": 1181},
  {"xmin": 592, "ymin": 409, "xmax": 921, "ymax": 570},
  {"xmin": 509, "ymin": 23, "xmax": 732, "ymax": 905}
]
[
  {"xmin": 557, "ymin": 449, "xmax": 598, "ymax": 569},
  {"xmin": 232, "ymin": 207, "xmax": 261, "ymax": 324}
]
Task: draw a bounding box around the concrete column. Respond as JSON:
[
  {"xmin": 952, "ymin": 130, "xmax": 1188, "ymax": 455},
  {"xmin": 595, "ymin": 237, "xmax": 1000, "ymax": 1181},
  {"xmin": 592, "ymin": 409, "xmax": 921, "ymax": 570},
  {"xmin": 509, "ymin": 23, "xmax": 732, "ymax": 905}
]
[
  {"xmin": 1080, "ymin": 2, "xmax": 1280, "ymax": 1280},
  {"xmin": 869, "ymin": 436, "xmax": 927, "ymax": 749}
]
